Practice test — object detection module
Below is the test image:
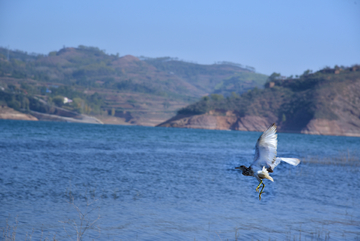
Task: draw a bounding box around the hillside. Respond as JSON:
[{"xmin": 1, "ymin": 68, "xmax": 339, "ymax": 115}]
[
  {"xmin": 212, "ymin": 72, "xmax": 268, "ymax": 96},
  {"xmin": 142, "ymin": 57, "xmax": 267, "ymax": 95},
  {"xmin": 158, "ymin": 66, "xmax": 360, "ymax": 136},
  {"xmin": 0, "ymin": 46, "xmax": 266, "ymax": 125}
]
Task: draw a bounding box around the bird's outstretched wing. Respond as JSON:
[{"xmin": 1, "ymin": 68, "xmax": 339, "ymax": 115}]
[
  {"xmin": 251, "ymin": 123, "xmax": 278, "ymax": 169},
  {"xmin": 270, "ymin": 157, "xmax": 301, "ymax": 169}
]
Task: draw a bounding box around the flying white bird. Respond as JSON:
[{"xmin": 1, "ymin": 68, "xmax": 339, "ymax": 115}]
[{"xmin": 235, "ymin": 123, "xmax": 300, "ymax": 200}]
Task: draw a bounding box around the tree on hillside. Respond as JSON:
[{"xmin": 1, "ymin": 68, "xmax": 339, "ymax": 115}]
[
  {"xmin": 53, "ymin": 96, "xmax": 64, "ymax": 107},
  {"xmin": 210, "ymin": 94, "xmax": 224, "ymax": 101},
  {"xmin": 267, "ymin": 72, "xmax": 281, "ymax": 82},
  {"xmin": 302, "ymin": 69, "xmax": 312, "ymax": 76}
]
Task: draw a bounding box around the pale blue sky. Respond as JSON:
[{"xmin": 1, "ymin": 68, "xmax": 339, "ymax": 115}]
[{"xmin": 0, "ymin": 0, "xmax": 359, "ymax": 76}]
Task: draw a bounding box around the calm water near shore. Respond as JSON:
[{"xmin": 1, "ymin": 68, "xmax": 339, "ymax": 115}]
[{"xmin": 1, "ymin": 120, "xmax": 360, "ymax": 240}]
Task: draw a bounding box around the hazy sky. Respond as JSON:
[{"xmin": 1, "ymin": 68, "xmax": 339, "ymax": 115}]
[{"xmin": 1, "ymin": 0, "xmax": 359, "ymax": 76}]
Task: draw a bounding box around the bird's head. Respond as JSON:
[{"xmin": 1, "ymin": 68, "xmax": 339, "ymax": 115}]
[{"xmin": 235, "ymin": 165, "xmax": 252, "ymax": 176}]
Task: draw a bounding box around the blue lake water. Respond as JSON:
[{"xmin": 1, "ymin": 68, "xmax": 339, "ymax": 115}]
[{"xmin": 1, "ymin": 120, "xmax": 360, "ymax": 240}]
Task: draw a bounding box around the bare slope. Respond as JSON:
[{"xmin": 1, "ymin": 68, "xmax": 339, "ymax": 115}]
[{"xmin": 0, "ymin": 106, "xmax": 37, "ymax": 121}]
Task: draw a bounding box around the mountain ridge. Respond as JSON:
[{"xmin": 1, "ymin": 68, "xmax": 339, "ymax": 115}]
[{"xmin": 0, "ymin": 45, "xmax": 267, "ymax": 125}]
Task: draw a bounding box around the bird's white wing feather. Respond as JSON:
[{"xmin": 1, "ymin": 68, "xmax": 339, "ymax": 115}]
[
  {"xmin": 251, "ymin": 123, "xmax": 277, "ymax": 168},
  {"xmin": 272, "ymin": 157, "xmax": 300, "ymax": 168}
]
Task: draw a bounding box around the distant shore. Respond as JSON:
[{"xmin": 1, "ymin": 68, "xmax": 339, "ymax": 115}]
[
  {"xmin": 2, "ymin": 106, "xmax": 360, "ymax": 137},
  {"xmin": 0, "ymin": 106, "xmax": 37, "ymax": 121},
  {"xmin": 157, "ymin": 113, "xmax": 360, "ymax": 137},
  {"xmin": 0, "ymin": 106, "xmax": 160, "ymax": 126}
]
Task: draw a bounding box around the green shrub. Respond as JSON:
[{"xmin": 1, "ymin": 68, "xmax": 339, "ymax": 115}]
[{"xmin": 52, "ymin": 96, "xmax": 64, "ymax": 107}]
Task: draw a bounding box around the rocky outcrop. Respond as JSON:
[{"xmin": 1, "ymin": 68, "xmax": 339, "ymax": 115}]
[
  {"xmin": 29, "ymin": 111, "xmax": 103, "ymax": 124},
  {"xmin": 0, "ymin": 106, "xmax": 38, "ymax": 121},
  {"xmin": 0, "ymin": 105, "xmax": 104, "ymax": 124},
  {"xmin": 158, "ymin": 113, "xmax": 360, "ymax": 136},
  {"xmin": 301, "ymin": 119, "xmax": 360, "ymax": 136},
  {"xmin": 157, "ymin": 111, "xmax": 273, "ymax": 132}
]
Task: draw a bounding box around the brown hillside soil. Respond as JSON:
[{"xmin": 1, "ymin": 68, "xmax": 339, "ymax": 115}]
[
  {"xmin": 0, "ymin": 106, "xmax": 37, "ymax": 121},
  {"xmin": 158, "ymin": 113, "xmax": 360, "ymax": 137}
]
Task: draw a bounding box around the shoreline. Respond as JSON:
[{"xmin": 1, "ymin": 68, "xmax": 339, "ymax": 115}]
[{"xmin": 1, "ymin": 107, "xmax": 360, "ymax": 137}]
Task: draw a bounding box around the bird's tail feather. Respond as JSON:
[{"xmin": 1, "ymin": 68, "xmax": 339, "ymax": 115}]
[
  {"xmin": 276, "ymin": 157, "xmax": 300, "ymax": 166},
  {"xmin": 261, "ymin": 167, "xmax": 274, "ymax": 182}
]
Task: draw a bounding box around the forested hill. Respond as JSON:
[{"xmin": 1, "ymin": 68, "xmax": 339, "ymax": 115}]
[
  {"xmin": 0, "ymin": 46, "xmax": 267, "ymax": 125},
  {"xmin": 158, "ymin": 66, "xmax": 360, "ymax": 136}
]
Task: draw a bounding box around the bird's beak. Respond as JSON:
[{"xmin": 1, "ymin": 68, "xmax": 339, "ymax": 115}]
[{"xmin": 235, "ymin": 166, "xmax": 240, "ymax": 169}]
